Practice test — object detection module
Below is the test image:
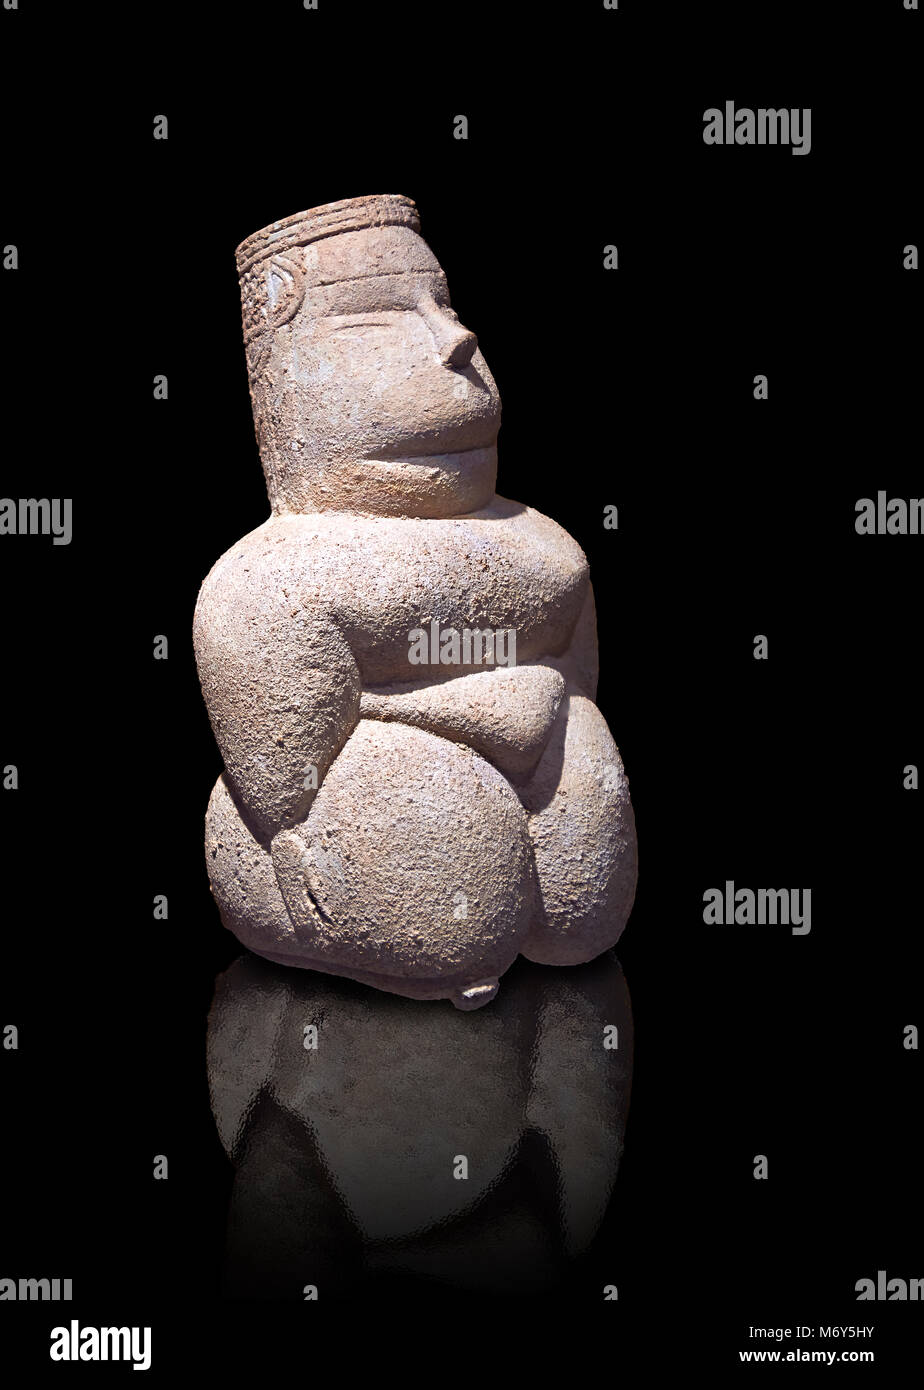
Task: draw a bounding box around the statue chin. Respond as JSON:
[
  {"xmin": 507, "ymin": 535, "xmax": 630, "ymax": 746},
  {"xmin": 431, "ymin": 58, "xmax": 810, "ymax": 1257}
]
[{"xmin": 274, "ymin": 445, "xmax": 499, "ymax": 518}]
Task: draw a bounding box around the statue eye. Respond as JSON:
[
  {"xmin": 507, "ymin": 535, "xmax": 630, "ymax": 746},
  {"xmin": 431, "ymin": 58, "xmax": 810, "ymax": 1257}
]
[{"xmin": 327, "ymin": 318, "xmax": 391, "ymax": 334}]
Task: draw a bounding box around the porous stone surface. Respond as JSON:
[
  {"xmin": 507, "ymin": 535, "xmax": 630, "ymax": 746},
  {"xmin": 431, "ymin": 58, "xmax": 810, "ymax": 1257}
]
[
  {"xmin": 360, "ymin": 664, "xmax": 566, "ymax": 781},
  {"xmin": 194, "ymin": 194, "xmax": 638, "ymax": 1008},
  {"xmin": 270, "ymin": 719, "xmax": 536, "ymax": 989}
]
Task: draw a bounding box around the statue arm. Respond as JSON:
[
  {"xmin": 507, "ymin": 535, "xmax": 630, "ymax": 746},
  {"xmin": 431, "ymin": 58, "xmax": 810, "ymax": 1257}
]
[{"xmin": 194, "ymin": 573, "xmax": 361, "ymax": 843}]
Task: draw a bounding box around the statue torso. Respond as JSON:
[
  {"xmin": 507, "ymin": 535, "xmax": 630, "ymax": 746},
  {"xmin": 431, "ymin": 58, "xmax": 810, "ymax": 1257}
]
[{"xmin": 207, "ymin": 494, "xmax": 590, "ymax": 686}]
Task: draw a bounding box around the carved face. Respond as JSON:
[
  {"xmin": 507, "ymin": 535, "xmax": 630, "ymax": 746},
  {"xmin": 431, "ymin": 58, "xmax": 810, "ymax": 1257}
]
[{"xmin": 247, "ymin": 225, "xmax": 501, "ymax": 517}]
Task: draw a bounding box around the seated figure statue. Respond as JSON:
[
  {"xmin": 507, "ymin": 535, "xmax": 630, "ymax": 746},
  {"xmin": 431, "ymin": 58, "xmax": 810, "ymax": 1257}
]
[{"xmin": 194, "ymin": 194, "xmax": 638, "ymax": 1010}]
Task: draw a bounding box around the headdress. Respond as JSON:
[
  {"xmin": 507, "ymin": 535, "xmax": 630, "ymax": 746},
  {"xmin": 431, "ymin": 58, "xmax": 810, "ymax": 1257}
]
[{"xmin": 236, "ymin": 195, "xmax": 420, "ymax": 373}]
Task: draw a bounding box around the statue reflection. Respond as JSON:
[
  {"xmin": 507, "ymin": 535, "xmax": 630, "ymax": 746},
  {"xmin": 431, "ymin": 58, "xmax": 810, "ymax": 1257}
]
[{"xmin": 207, "ymin": 950, "xmax": 632, "ymax": 1299}]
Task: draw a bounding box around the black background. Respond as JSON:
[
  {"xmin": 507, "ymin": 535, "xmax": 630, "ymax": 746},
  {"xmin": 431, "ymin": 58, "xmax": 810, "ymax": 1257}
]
[{"xmin": 1, "ymin": 0, "xmax": 920, "ymax": 1375}]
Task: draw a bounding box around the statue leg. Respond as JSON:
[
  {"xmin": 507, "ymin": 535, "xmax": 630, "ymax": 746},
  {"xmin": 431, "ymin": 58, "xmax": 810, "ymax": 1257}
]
[
  {"xmin": 517, "ymin": 694, "xmax": 638, "ymax": 966},
  {"xmin": 269, "ymin": 720, "xmax": 536, "ymax": 1005}
]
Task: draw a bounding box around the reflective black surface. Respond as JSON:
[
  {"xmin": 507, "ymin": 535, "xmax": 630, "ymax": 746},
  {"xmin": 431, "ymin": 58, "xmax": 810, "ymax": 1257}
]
[{"xmin": 207, "ymin": 951, "xmax": 632, "ymax": 1298}]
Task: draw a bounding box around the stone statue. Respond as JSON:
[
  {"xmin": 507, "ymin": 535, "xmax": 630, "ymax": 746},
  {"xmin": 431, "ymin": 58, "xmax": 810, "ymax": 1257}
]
[{"xmin": 194, "ymin": 195, "xmax": 637, "ymax": 1010}]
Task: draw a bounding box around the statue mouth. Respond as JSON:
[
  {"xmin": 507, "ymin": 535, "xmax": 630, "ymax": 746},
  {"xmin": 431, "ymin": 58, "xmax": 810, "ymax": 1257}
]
[{"xmin": 368, "ymin": 443, "xmax": 497, "ymax": 467}]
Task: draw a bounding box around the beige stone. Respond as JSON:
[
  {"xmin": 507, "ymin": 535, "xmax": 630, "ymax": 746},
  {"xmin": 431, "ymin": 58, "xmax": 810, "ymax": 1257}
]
[{"xmin": 194, "ymin": 194, "xmax": 638, "ymax": 1008}]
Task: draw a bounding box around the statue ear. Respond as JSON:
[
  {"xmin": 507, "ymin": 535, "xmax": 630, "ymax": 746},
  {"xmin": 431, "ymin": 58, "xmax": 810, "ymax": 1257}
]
[
  {"xmin": 242, "ymin": 253, "xmax": 307, "ymax": 377},
  {"xmin": 265, "ymin": 254, "xmax": 306, "ymax": 329}
]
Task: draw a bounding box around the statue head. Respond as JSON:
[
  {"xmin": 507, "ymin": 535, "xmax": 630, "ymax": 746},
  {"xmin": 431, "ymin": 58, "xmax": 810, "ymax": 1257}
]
[{"xmin": 236, "ymin": 195, "xmax": 501, "ymax": 518}]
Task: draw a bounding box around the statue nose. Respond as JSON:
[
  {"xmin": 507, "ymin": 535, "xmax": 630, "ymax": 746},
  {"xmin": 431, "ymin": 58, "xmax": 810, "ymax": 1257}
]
[
  {"xmin": 440, "ymin": 326, "xmax": 478, "ymax": 369},
  {"xmin": 418, "ymin": 295, "xmax": 478, "ymax": 369}
]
